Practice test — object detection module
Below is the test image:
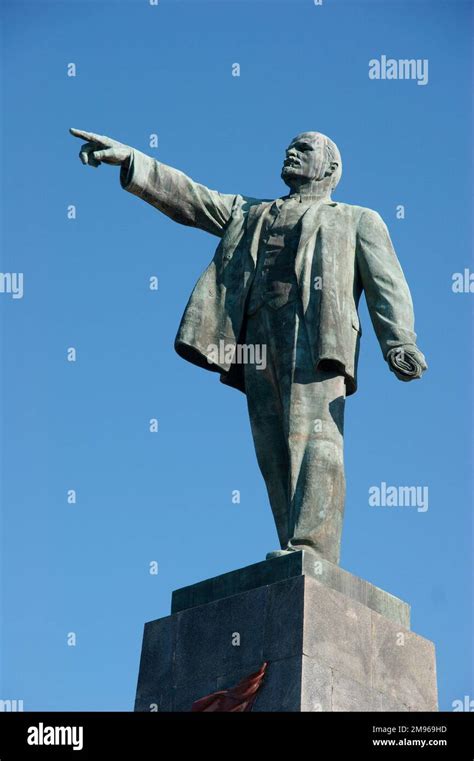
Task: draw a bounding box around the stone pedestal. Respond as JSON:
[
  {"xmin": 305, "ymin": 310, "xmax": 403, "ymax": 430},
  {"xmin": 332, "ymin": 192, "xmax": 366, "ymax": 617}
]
[{"xmin": 134, "ymin": 553, "xmax": 438, "ymax": 712}]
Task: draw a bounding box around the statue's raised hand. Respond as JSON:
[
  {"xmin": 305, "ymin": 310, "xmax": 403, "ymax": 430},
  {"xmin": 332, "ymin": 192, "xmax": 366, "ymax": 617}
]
[{"xmin": 69, "ymin": 128, "xmax": 132, "ymax": 168}]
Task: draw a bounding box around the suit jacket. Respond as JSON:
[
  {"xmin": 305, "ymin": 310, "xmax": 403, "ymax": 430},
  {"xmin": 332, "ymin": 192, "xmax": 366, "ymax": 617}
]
[{"xmin": 120, "ymin": 149, "xmax": 418, "ymax": 396}]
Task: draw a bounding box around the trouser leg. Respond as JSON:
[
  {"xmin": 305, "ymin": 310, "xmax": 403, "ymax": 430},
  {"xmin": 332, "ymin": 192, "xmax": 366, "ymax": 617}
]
[
  {"xmin": 244, "ymin": 302, "xmax": 346, "ymax": 564},
  {"xmin": 285, "ymin": 366, "xmax": 346, "ymax": 564},
  {"xmin": 244, "ymin": 309, "xmax": 292, "ymax": 548}
]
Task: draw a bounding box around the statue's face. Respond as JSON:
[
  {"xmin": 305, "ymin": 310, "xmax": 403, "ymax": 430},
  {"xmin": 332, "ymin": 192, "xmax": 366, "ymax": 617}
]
[{"xmin": 281, "ymin": 132, "xmax": 326, "ymax": 187}]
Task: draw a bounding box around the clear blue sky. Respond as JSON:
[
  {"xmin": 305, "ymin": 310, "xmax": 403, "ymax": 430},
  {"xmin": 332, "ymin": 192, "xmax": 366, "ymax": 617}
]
[{"xmin": 1, "ymin": 0, "xmax": 472, "ymax": 711}]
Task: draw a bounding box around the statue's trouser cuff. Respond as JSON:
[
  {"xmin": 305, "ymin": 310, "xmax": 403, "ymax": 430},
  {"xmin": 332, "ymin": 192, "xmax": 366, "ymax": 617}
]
[{"xmin": 244, "ymin": 301, "xmax": 346, "ymax": 565}]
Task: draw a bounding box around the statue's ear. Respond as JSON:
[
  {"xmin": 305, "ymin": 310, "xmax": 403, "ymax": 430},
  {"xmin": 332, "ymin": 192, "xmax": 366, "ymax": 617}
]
[{"xmin": 325, "ymin": 161, "xmax": 339, "ymax": 178}]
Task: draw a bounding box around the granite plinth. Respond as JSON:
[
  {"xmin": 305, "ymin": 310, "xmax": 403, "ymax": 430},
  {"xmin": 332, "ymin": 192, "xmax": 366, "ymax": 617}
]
[
  {"xmin": 135, "ymin": 554, "xmax": 437, "ymax": 712},
  {"xmin": 171, "ymin": 551, "xmax": 410, "ymax": 629}
]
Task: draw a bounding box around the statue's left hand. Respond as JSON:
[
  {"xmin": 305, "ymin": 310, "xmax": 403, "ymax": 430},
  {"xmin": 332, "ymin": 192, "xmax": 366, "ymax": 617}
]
[
  {"xmin": 69, "ymin": 128, "xmax": 132, "ymax": 168},
  {"xmin": 387, "ymin": 345, "xmax": 428, "ymax": 382}
]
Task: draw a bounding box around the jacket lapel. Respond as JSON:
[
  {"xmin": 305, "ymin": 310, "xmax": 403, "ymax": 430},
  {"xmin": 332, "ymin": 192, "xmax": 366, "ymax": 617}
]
[
  {"xmin": 294, "ymin": 200, "xmax": 337, "ymax": 311},
  {"xmin": 246, "ymin": 201, "xmax": 273, "ymax": 265}
]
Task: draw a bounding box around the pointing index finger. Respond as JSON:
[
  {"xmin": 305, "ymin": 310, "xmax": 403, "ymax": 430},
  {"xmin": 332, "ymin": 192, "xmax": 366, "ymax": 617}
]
[{"xmin": 69, "ymin": 128, "xmax": 108, "ymax": 145}]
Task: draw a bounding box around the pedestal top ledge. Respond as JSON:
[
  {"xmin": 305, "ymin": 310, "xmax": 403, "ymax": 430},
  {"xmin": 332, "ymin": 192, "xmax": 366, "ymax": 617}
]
[{"xmin": 171, "ymin": 552, "xmax": 410, "ymax": 629}]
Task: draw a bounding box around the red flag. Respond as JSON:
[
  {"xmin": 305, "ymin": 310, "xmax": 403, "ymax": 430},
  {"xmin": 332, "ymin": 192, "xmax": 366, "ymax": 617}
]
[{"xmin": 191, "ymin": 662, "xmax": 268, "ymax": 712}]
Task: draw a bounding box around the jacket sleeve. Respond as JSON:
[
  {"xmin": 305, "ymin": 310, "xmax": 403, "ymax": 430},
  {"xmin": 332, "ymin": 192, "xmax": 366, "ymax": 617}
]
[
  {"xmin": 119, "ymin": 149, "xmax": 238, "ymax": 237},
  {"xmin": 356, "ymin": 208, "xmax": 418, "ymax": 358}
]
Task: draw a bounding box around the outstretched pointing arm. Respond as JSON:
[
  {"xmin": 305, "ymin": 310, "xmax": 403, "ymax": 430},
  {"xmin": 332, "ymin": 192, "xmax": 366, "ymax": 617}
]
[{"xmin": 70, "ymin": 128, "xmax": 237, "ymax": 237}]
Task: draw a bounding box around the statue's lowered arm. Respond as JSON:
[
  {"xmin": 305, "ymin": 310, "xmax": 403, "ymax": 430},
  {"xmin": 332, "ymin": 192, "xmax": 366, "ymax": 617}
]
[
  {"xmin": 356, "ymin": 208, "xmax": 427, "ymax": 381},
  {"xmin": 70, "ymin": 128, "xmax": 237, "ymax": 237}
]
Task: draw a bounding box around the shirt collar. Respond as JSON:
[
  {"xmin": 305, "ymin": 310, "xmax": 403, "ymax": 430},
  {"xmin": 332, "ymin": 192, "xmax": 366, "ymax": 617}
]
[{"xmin": 281, "ymin": 192, "xmax": 335, "ymax": 204}]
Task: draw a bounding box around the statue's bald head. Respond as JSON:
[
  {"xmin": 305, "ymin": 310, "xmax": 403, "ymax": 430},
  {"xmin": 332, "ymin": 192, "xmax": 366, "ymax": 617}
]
[{"xmin": 281, "ymin": 131, "xmax": 342, "ymax": 192}]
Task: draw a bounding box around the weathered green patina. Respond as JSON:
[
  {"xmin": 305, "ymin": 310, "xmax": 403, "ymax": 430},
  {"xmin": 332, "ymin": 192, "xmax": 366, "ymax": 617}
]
[{"xmin": 70, "ymin": 128, "xmax": 426, "ymax": 564}]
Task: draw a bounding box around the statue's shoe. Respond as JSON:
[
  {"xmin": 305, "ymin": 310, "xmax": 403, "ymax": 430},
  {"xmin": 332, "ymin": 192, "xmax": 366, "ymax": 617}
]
[
  {"xmin": 266, "ymin": 547, "xmax": 326, "ymax": 561},
  {"xmin": 265, "ymin": 548, "xmax": 302, "ymax": 560}
]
